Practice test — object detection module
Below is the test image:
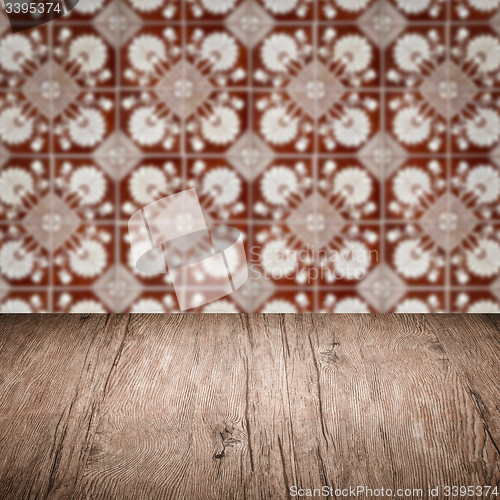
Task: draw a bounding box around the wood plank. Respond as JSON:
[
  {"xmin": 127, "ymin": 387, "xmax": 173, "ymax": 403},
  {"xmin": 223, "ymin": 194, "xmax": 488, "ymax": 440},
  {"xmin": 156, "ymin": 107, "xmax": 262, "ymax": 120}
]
[
  {"xmin": 76, "ymin": 314, "xmax": 254, "ymax": 500},
  {"xmin": 76, "ymin": 314, "xmax": 500, "ymax": 499},
  {"xmin": 427, "ymin": 314, "xmax": 500, "ymax": 453},
  {"xmin": 0, "ymin": 314, "xmax": 130, "ymax": 500},
  {"xmin": 2, "ymin": 314, "xmax": 499, "ymax": 499},
  {"xmin": 283, "ymin": 314, "xmax": 500, "ymax": 493}
]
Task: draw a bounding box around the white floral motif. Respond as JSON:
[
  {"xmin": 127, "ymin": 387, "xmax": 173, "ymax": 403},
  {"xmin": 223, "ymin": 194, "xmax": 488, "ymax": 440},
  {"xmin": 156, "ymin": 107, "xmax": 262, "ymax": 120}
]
[
  {"xmin": 200, "ymin": 0, "xmax": 237, "ymax": 13},
  {"xmin": 124, "ymin": 93, "xmax": 180, "ymax": 150},
  {"xmin": 131, "ymin": 299, "xmax": 164, "ymax": 313},
  {"xmin": 320, "ymin": 93, "xmax": 376, "ymax": 151},
  {"xmin": 465, "ymin": 165, "xmax": 500, "ymax": 204},
  {"xmin": 129, "ymin": 0, "xmax": 163, "ymax": 12},
  {"xmin": 262, "ymin": 299, "xmax": 297, "ymax": 313},
  {"xmin": 396, "ymin": 299, "xmax": 430, "ymax": 313},
  {"xmin": 394, "ymin": 34, "xmax": 431, "ymax": 72},
  {"xmin": 468, "ymin": 299, "xmax": 500, "ymax": 313},
  {"xmin": 256, "ymin": 30, "xmax": 313, "ymax": 87},
  {"xmin": 465, "ymin": 238, "xmax": 500, "ymax": 277},
  {"xmin": 69, "ymin": 167, "xmax": 106, "ymax": 206},
  {"xmin": 467, "ymin": 0, "xmax": 500, "ymax": 11},
  {"xmin": 388, "ymin": 227, "xmax": 444, "ymax": 283},
  {"xmin": 0, "ymin": 168, "xmax": 34, "ymax": 206},
  {"xmin": 125, "ymin": 30, "xmax": 180, "ymax": 85},
  {"xmin": 187, "ymin": 30, "xmax": 244, "ymax": 87},
  {"xmin": 68, "ymin": 108, "xmax": 106, "ymax": 148},
  {"xmin": 333, "ymin": 35, "xmax": 372, "ymax": 73},
  {"xmin": 455, "ymin": 0, "xmax": 500, "ymax": 18},
  {"xmin": 128, "ymin": 35, "xmax": 167, "ymax": 74},
  {"xmin": 75, "ymin": 0, "xmax": 104, "ymax": 13},
  {"xmin": 332, "ymin": 0, "xmax": 370, "ymax": 12},
  {"xmin": 393, "ymin": 107, "xmax": 432, "ymax": 145},
  {"xmin": 388, "ymin": 30, "xmax": 445, "ymax": 87},
  {"xmin": 261, "ymin": 239, "xmax": 297, "ymax": 275},
  {"xmin": 0, "ymin": 241, "xmax": 35, "ymax": 280},
  {"xmin": 0, "ymin": 35, "xmax": 33, "ymax": 72},
  {"xmin": 395, "ymin": 0, "xmax": 431, "ymax": 13},
  {"xmin": 465, "ymin": 108, "xmax": 500, "ymax": 147},
  {"xmin": 466, "ymin": 35, "xmax": 500, "ymax": 73},
  {"xmin": 333, "ymin": 108, "xmax": 371, "ymax": 147},
  {"xmin": 334, "ymin": 298, "xmax": 369, "ymax": 313},
  {"xmin": 319, "ymin": 31, "xmax": 376, "ymax": 86},
  {"xmin": 202, "ymin": 168, "xmax": 241, "ymax": 206},
  {"xmin": 0, "ymin": 107, "xmax": 34, "ymax": 146},
  {"xmin": 333, "ymin": 167, "xmax": 372, "ymax": 206},
  {"xmin": 129, "ymin": 166, "xmax": 168, "ymax": 205},
  {"xmin": 261, "ymin": 166, "xmax": 299, "ymax": 205},
  {"xmin": 204, "ymin": 300, "xmax": 238, "ymax": 313},
  {"xmin": 2, "ymin": 299, "xmax": 32, "ymax": 312},
  {"xmin": 261, "ymin": 106, "xmax": 299, "ymax": 145},
  {"xmin": 201, "ymin": 33, "xmax": 238, "ymax": 72},
  {"xmin": 201, "ymin": 105, "xmax": 240, "ymax": 145},
  {"xmin": 450, "ymin": 162, "xmax": 500, "ymax": 220},
  {"xmin": 393, "ymin": 167, "xmax": 431, "ymax": 205},
  {"xmin": 256, "ymin": 162, "xmax": 311, "ymax": 220},
  {"xmin": 261, "ymin": 34, "xmax": 299, "ymax": 73},
  {"xmin": 394, "ymin": 239, "xmax": 431, "ymax": 278},
  {"xmin": 1, "ymin": 299, "xmax": 32, "ymax": 313},
  {"xmin": 334, "ymin": 241, "xmax": 370, "ymax": 280},
  {"xmin": 186, "ymin": 161, "xmax": 243, "ymax": 220},
  {"xmin": 69, "ymin": 239, "xmax": 107, "ymax": 278},
  {"xmin": 389, "ymin": 161, "xmax": 446, "ymax": 219},
  {"xmin": 262, "ymin": 0, "xmax": 298, "ymax": 14},
  {"xmin": 129, "ymin": 106, "xmax": 167, "ymax": 146},
  {"xmin": 70, "ymin": 300, "xmax": 106, "ymax": 313},
  {"xmin": 69, "ymin": 35, "xmax": 107, "ymax": 73}
]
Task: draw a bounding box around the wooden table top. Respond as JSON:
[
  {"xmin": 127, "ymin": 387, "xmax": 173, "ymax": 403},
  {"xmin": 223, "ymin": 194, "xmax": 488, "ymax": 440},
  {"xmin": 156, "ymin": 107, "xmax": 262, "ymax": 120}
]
[{"xmin": 0, "ymin": 314, "xmax": 499, "ymax": 499}]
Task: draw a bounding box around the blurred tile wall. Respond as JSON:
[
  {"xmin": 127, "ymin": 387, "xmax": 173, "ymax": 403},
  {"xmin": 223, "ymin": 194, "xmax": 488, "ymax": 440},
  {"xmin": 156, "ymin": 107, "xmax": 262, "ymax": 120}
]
[{"xmin": 1, "ymin": 0, "xmax": 500, "ymax": 313}]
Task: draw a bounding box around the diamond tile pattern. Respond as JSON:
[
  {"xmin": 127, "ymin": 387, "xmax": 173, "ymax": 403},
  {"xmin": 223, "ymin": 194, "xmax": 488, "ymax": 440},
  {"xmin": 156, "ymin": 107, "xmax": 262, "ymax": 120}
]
[{"xmin": 1, "ymin": 0, "xmax": 500, "ymax": 313}]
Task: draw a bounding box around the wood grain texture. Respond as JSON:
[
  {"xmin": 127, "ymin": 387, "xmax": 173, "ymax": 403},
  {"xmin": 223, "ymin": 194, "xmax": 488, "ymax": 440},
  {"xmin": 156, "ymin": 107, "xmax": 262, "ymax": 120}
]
[
  {"xmin": 0, "ymin": 314, "xmax": 499, "ymax": 500},
  {"xmin": 0, "ymin": 314, "xmax": 131, "ymax": 500}
]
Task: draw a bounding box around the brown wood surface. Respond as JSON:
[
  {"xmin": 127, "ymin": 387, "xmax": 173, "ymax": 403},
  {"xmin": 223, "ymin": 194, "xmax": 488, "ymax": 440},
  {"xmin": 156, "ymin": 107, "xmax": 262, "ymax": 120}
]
[{"xmin": 0, "ymin": 314, "xmax": 499, "ymax": 500}]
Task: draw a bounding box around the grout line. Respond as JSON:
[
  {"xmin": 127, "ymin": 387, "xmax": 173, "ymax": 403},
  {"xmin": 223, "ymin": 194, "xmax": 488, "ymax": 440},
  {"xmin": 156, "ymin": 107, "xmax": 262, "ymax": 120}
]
[
  {"xmin": 445, "ymin": 0, "xmax": 452, "ymax": 313},
  {"xmin": 115, "ymin": 0, "xmax": 121, "ymax": 313},
  {"xmin": 48, "ymin": 18, "xmax": 54, "ymax": 313}
]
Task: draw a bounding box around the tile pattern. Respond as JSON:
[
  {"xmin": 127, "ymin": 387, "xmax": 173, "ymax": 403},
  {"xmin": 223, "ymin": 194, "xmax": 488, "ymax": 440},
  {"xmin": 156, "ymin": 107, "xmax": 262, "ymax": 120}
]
[{"xmin": 1, "ymin": 0, "xmax": 500, "ymax": 313}]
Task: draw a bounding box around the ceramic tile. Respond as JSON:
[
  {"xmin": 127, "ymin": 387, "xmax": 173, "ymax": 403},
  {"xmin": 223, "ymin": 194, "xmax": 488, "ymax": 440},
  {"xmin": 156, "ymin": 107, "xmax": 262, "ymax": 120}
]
[
  {"xmin": 186, "ymin": 157, "xmax": 248, "ymax": 223},
  {"xmin": 451, "ymin": 0, "xmax": 500, "ymax": 21},
  {"xmin": 0, "ymin": 291, "xmax": 48, "ymax": 312},
  {"xmin": 252, "ymin": 25, "xmax": 314, "ymax": 89},
  {"xmin": 1, "ymin": 0, "xmax": 500, "ymax": 312},
  {"xmin": 54, "ymin": 90, "xmax": 116, "ymax": 153},
  {"xmin": 120, "ymin": 25, "xmax": 183, "ymax": 89},
  {"xmin": 450, "ymin": 222, "xmax": 500, "ymax": 286},
  {"xmin": 451, "ymin": 290, "xmax": 500, "ymax": 312},
  {"xmin": 0, "ymin": 223, "xmax": 51, "ymax": 286},
  {"xmin": 385, "ymin": 157, "xmax": 447, "ymax": 221},
  {"xmin": 119, "ymin": 157, "xmax": 183, "ymax": 220},
  {"xmin": 185, "ymin": 90, "xmax": 249, "ymax": 154},
  {"xmin": 384, "ymin": 222, "xmax": 448, "ymax": 286},
  {"xmin": 251, "ymin": 157, "xmax": 314, "ymax": 221},
  {"xmin": 318, "ymin": 0, "xmax": 379, "ymax": 22},
  {"xmin": 53, "ymin": 24, "xmax": 118, "ymax": 89},
  {"xmin": 52, "ymin": 223, "xmax": 115, "ymax": 286},
  {"xmin": 384, "ymin": 26, "xmax": 447, "ymax": 89},
  {"xmin": 0, "ymin": 91, "xmax": 51, "ymax": 154},
  {"xmin": 0, "ymin": 157, "xmax": 50, "ymax": 222},
  {"xmin": 119, "ymin": 90, "xmax": 182, "ymax": 153},
  {"xmin": 318, "ymin": 158, "xmax": 380, "ymax": 221}
]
